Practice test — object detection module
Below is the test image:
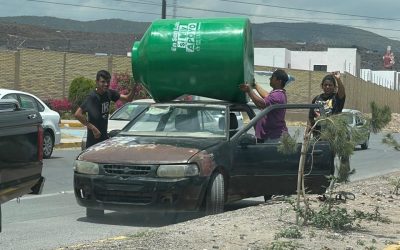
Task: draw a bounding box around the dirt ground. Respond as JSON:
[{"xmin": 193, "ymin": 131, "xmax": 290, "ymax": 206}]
[
  {"xmin": 61, "ymin": 115, "xmax": 400, "ymax": 250},
  {"xmin": 61, "ymin": 172, "xmax": 400, "ymax": 250}
]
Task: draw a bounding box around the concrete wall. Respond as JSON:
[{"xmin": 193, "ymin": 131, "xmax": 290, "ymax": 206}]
[
  {"xmin": 255, "ymin": 65, "xmax": 400, "ymax": 113},
  {"xmin": 1, "ymin": 48, "xmax": 399, "ymax": 113},
  {"xmin": 254, "ymin": 48, "xmax": 289, "ymax": 68},
  {"xmin": 0, "ymin": 49, "xmax": 131, "ymax": 100},
  {"xmin": 327, "ymin": 48, "xmax": 359, "ymax": 75},
  {"xmin": 291, "ymin": 51, "xmax": 327, "ymax": 71},
  {"xmin": 255, "ymin": 47, "xmax": 360, "ymax": 76}
]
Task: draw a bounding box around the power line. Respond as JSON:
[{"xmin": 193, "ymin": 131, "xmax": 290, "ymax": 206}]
[
  {"xmin": 219, "ymin": 0, "xmax": 400, "ymax": 22},
  {"xmin": 25, "ymin": 0, "xmax": 190, "ymax": 18},
  {"xmin": 24, "ymin": 0, "xmax": 400, "ymax": 40},
  {"xmin": 110, "ymin": 0, "xmax": 400, "ymax": 33}
]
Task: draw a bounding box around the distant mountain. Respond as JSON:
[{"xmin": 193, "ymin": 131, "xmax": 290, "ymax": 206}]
[
  {"xmin": 0, "ymin": 16, "xmax": 398, "ymax": 70},
  {"xmin": 0, "ymin": 16, "xmax": 150, "ymax": 34},
  {"xmin": 252, "ymin": 22, "xmax": 400, "ymax": 53}
]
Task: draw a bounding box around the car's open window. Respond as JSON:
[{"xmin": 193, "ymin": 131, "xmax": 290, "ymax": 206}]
[
  {"xmin": 122, "ymin": 105, "xmax": 226, "ymax": 138},
  {"xmin": 237, "ymin": 106, "xmax": 328, "ymax": 144}
]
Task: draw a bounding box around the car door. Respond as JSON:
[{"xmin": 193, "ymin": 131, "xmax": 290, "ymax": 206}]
[
  {"xmin": 229, "ymin": 136, "xmax": 300, "ymax": 198},
  {"xmin": 228, "ymin": 105, "xmax": 333, "ymax": 199}
]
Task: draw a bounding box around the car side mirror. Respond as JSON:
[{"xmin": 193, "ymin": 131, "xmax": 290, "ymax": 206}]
[
  {"xmin": 108, "ymin": 129, "xmax": 121, "ymax": 138},
  {"xmin": 239, "ymin": 133, "xmax": 256, "ymax": 146}
]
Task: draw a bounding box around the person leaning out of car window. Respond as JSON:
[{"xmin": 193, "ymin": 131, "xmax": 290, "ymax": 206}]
[
  {"xmin": 308, "ymin": 71, "xmax": 346, "ymax": 136},
  {"xmin": 239, "ymin": 69, "xmax": 289, "ymax": 143},
  {"xmin": 74, "ymin": 70, "xmax": 134, "ymax": 149}
]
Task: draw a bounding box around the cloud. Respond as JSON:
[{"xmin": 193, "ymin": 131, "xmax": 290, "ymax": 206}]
[{"xmin": 1, "ymin": 0, "xmax": 400, "ymax": 40}]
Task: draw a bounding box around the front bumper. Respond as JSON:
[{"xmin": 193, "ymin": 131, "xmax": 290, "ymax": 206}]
[{"xmin": 74, "ymin": 173, "xmax": 209, "ymax": 213}]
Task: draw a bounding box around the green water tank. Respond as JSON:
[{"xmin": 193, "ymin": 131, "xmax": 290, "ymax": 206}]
[{"xmin": 132, "ymin": 17, "xmax": 254, "ymax": 103}]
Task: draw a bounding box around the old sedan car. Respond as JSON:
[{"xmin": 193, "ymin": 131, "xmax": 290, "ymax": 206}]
[
  {"xmin": 342, "ymin": 109, "xmax": 371, "ymax": 150},
  {"xmin": 74, "ymin": 101, "xmax": 334, "ymax": 218}
]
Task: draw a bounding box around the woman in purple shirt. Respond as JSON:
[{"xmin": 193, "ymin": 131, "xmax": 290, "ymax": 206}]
[{"xmin": 239, "ymin": 69, "xmax": 289, "ymax": 142}]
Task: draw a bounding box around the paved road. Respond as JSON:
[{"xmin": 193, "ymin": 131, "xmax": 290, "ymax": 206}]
[{"xmin": 1, "ymin": 132, "xmax": 399, "ymax": 249}]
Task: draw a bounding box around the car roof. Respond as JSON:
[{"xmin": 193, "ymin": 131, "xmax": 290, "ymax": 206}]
[
  {"xmin": 0, "ymin": 88, "xmax": 43, "ymax": 100},
  {"xmin": 130, "ymin": 98, "xmax": 155, "ymax": 104},
  {"xmin": 342, "ymin": 109, "xmax": 362, "ymax": 114},
  {"xmin": 0, "ymin": 88, "xmax": 32, "ymax": 96}
]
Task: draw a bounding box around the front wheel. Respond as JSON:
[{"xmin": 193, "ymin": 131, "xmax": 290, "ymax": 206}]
[
  {"xmin": 204, "ymin": 173, "xmax": 225, "ymax": 215},
  {"xmin": 43, "ymin": 131, "xmax": 54, "ymax": 159}
]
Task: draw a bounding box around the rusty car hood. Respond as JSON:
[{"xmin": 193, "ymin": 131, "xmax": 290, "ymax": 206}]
[{"xmin": 78, "ymin": 136, "xmax": 222, "ymax": 164}]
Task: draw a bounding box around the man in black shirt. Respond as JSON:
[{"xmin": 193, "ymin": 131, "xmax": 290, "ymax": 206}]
[{"xmin": 74, "ymin": 70, "xmax": 134, "ymax": 148}]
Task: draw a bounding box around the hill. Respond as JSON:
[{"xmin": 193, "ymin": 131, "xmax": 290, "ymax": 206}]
[{"xmin": 0, "ymin": 16, "xmax": 398, "ymax": 70}]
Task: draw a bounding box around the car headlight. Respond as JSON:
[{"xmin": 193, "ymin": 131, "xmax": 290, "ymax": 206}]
[
  {"xmin": 73, "ymin": 160, "xmax": 99, "ymax": 175},
  {"xmin": 157, "ymin": 164, "xmax": 199, "ymax": 178}
]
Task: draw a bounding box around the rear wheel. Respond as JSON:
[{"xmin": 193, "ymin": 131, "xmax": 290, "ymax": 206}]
[
  {"xmin": 361, "ymin": 137, "xmax": 369, "ymax": 150},
  {"xmin": 86, "ymin": 208, "xmax": 104, "ymax": 218},
  {"xmin": 43, "ymin": 131, "xmax": 54, "ymax": 159},
  {"xmin": 205, "ymin": 173, "xmax": 225, "ymax": 215}
]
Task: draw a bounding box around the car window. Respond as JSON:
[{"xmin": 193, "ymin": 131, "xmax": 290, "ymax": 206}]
[
  {"xmin": 123, "ymin": 105, "xmax": 226, "ymax": 138},
  {"xmin": 110, "ymin": 103, "xmax": 149, "ymax": 121},
  {"xmin": 19, "ymin": 94, "xmax": 39, "ymax": 111},
  {"xmin": 2, "ymin": 93, "xmax": 18, "ymax": 102},
  {"xmin": 355, "ymin": 115, "xmax": 365, "ymax": 126}
]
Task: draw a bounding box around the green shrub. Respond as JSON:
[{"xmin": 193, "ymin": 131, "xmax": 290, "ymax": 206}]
[
  {"xmin": 274, "ymin": 226, "xmax": 302, "ymax": 239},
  {"xmin": 68, "ymin": 76, "xmax": 95, "ymax": 112}
]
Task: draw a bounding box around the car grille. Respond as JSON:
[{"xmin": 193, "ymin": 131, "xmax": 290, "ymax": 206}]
[
  {"xmin": 102, "ymin": 164, "xmax": 153, "ymax": 176},
  {"xmin": 95, "ymin": 190, "xmax": 153, "ymax": 204}
]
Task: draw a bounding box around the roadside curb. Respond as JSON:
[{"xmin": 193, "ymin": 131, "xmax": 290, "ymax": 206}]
[
  {"xmin": 60, "ymin": 122, "xmax": 84, "ymax": 128},
  {"xmin": 55, "ymin": 142, "xmax": 82, "ymax": 149}
]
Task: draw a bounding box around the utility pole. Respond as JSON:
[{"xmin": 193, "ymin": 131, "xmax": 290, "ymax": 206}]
[
  {"xmin": 56, "ymin": 30, "xmax": 70, "ymax": 52},
  {"xmin": 172, "ymin": 0, "xmax": 177, "ymax": 18},
  {"xmin": 162, "ymin": 0, "xmax": 166, "ymax": 19}
]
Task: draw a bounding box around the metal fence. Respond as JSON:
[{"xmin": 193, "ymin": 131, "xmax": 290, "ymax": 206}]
[{"xmin": 1, "ymin": 49, "xmax": 399, "ymax": 113}]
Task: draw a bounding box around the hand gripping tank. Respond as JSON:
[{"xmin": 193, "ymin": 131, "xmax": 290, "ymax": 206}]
[{"xmin": 132, "ymin": 17, "xmax": 254, "ymax": 103}]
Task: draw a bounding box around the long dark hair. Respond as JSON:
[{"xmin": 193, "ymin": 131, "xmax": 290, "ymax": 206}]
[{"xmin": 321, "ymin": 74, "xmax": 337, "ymax": 87}]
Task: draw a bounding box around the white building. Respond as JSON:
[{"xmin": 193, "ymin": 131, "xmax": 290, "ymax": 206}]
[
  {"xmin": 254, "ymin": 47, "xmax": 361, "ymax": 76},
  {"xmin": 360, "ymin": 69, "xmax": 399, "ymax": 90}
]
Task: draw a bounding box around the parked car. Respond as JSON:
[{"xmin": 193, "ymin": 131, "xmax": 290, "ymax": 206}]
[
  {"xmin": 342, "ymin": 109, "xmax": 371, "ymax": 150},
  {"xmin": 0, "ymin": 99, "xmax": 45, "ymax": 231},
  {"xmin": 0, "ymin": 88, "xmax": 61, "ymax": 158},
  {"xmin": 73, "ymin": 101, "xmax": 334, "ymax": 218},
  {"xmin": 80, "ymin": 99, "xmax": 154, "ymax": 150}
]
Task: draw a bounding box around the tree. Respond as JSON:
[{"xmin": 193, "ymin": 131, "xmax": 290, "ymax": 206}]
[{"xmin": 280, "ymin": 101, "xmax": 392, "ymax": 225}]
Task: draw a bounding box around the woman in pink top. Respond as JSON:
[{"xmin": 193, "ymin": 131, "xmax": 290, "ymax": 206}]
[{"xmin": 239, "ymin": 69, "xmax": 289, "ymax": 142}]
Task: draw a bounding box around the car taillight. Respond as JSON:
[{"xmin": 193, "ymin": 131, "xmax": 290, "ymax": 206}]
[{"xmin": 38, "ymin": 125, "xmax": 43, "ymax": 161}]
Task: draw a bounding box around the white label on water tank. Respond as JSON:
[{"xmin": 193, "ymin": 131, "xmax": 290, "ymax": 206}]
[{"xmin": 171, "ymin": 22, "xmax": 201, "ymax": 53}]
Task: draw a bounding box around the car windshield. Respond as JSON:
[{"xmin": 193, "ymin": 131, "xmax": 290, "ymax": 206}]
[
  {"xmin": 110, "ymin": 103, "xmax": 150, "ymax": 121},
  {"xmin": 121, "ymin": 104, "xmax": 227, "ymax": 138}
]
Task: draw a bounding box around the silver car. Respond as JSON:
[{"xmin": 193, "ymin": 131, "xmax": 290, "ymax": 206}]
[
  {"xmin": 342, "ymin": 109, "xmax": 370, "ymax": 150},
  {"xmin": 0, "ymin": 88, "xmax": 61, "ymax": 158},
  {"xmin": 81, "ymin": 99, "xmax": 154, "ymax": 150}
]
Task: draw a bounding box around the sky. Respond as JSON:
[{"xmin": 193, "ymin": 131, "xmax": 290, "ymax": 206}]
[{"xmin": 1, "ymin": 0, "xmax": 400, "ymax": 41}]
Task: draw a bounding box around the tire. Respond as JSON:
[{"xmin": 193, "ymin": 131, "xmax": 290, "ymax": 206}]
[
  {"xmin": 264, "ymin": 195, "xmax": 273, "ymax": 202},
  {"xmin": 361, "ymin": 137, "xmax": 369, "ymax": 150},
  {"xmin": 43, "ymin": 131, "xmax": 54, "ymax": 159},
  {"xmin": 205, "ymin": 173, "xmax": 225, "ymax": 215},
  {"xmin": 86, "ymin": 208, "xmax": 104, "ymax": 218}
]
